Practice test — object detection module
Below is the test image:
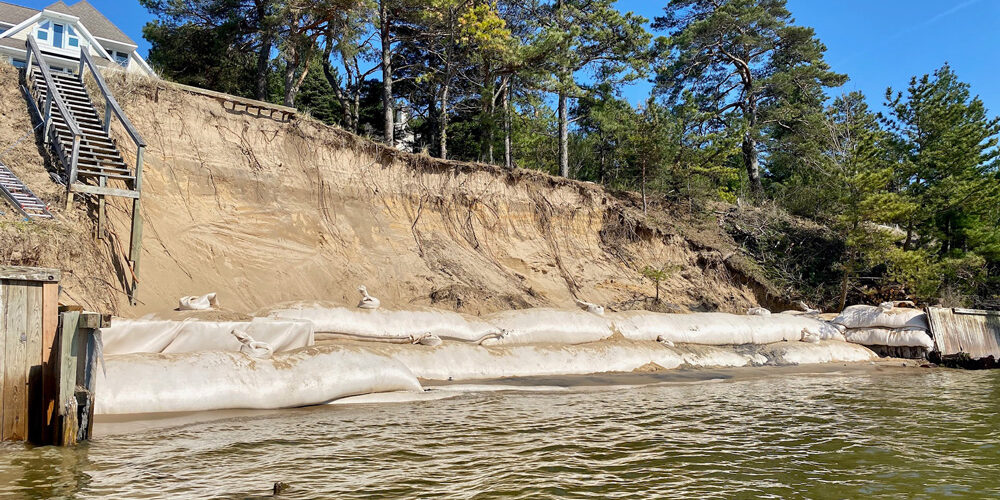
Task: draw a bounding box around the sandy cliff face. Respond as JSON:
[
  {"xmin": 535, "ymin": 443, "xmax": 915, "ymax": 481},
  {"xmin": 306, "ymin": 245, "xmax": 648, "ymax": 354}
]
[{"xmin": 1, "ymin": 65, "xmax": 772, "ymax": 316}]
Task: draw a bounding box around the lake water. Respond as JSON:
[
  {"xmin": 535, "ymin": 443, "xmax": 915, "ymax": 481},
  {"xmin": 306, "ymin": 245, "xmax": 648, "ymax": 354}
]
[{"xmin": 1, "ymin": 367, "xmax": 998, "ymax": 499}]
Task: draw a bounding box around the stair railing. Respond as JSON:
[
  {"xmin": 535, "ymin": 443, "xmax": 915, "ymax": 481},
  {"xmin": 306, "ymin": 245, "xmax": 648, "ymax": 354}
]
[
  {"xmin": 25, "ymin": 35, "xmax": 82, "ymax": 187},
  {"xmin": 78, "ymin": 50, "xmax": 146, "ymax": 187},
  {"xmin": 78, "ymin": 50, "xmax": 147, "ymax": 306}
]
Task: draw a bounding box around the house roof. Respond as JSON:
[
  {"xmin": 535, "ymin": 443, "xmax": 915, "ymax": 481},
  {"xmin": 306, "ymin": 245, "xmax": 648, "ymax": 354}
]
[
  {"xmin": 0, "ymin": 1, "xmax": 135, "ymax": 46},
  {"xmin": 43, "ymin": 1, "xmax": 135, "ymax": 45},
  {"xmin": 0, "ymin": 2, "xmax": 38, "ymax": 26}
]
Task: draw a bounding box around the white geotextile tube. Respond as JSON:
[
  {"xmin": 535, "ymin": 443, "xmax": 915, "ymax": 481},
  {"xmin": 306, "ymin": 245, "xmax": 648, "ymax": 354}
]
[
  {"xmin": 844, "ymin": 328, "xmax": 934, "ymax": 349},
  {"xmin": 100, "ymin": 317, "xmax": 315, "ymax": 355},
  {"xmin": 269, "ymin": 306, "xmax": 501, "ymax": 343},
  {"xmin": 482, "ymin": 308, "xmax": 617, "ymax": 345},
  {"xmin": 95, "ymin": 346, "xmax": 423, "ymax": 415},
  {"xmin": 357, "ymin": 342, "xmax": 686, "ymax": 381},
  {"xmin": 832, "ymin": 305, "xmax": 929, "ymax": 331},
  {"xmin": 178, "ymin": 293, "xmax": 219, "ymax": 311},
  {"xmin": 758, "ymin": 341, "xmax": 878, "ymax": 365},
  {"xmin": 609, "ymin": 311, "xmax": 844, "ymax": 345}
]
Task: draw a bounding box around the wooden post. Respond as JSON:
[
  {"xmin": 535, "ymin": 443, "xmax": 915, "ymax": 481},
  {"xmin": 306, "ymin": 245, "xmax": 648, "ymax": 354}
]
[
  {"xmin": 129, "ymin": 146, "xmax": 144, "ymax": 304},
  {"xmin": 56, "ymin": 310, "xmax": 104, "ymax": 445},
  {"xmin": 57, "ymin": 310, "xmax": 80, "ymax": 446},
  {"xmin": 97, "ymin": 179, "xmax": 106, "ymax": 239}
]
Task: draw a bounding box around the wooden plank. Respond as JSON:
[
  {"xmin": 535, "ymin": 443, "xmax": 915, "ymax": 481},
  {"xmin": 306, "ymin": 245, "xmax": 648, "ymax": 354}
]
[
  {"xmin": 2, "ymin": 281, "xmax": 28, "ymax": 441},
  {"xmin": 24, "ymin": 284, "xmax": 43, "ymax": 444},
  {"xmin": 0, "ymin": 283, "xmax": 6, "ymax": 441},
  {"xmin": 40, "ymin": 282, "xmax": 59, "ymax": 445},
  {"xmin": 0, "ymin": 267, "xmax": 61, "ymax": 283},
  {"xmin": 165, "ymin": 80, "xmax": 297, "ymax": 115},
  {"xmin": 57, "ymin": 311, "xmax": 80, "ymax": 446}
]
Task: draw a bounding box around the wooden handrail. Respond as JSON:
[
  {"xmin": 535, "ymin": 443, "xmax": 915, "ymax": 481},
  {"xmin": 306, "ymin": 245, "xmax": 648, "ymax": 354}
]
[
  {"xmin": 26, "ymin": 36, "xmax": 81, "ymax": 139},
  {"xmin": 78, "ymin": 51, "xmax": 146, "ymax": 148}
]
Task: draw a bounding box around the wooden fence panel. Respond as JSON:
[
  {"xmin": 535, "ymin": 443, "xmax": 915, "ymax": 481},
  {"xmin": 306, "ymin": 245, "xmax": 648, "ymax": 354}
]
[{"xmin": 2, "ymin": 281, "xmax": 28, "ymax": 441}]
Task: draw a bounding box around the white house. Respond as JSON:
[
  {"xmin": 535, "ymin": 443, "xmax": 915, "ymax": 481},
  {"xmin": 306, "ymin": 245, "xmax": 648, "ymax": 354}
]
[{"xmin": 0, "ymin": 0, "xmax": 154, "ymax": 76}]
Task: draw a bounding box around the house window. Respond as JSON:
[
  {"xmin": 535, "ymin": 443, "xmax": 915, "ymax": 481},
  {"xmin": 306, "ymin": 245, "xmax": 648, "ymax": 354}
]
[
  {"xmin": 12, "ymin": 58, "xmax": 26, "ymax": 69},
  {"xmin": 113, "ymin": 51, "xmax": 129, "ymax": 67},
  {"xmin": 35, "ymin": 21, "xmax": 81, "ymax": 49},
  {"xmin": 52, "ymin": 23, "xmax": 64, "ymax": 48},
  {"xmin": 67, "ymin": 26, "xmax": 79, "ymax": 47}
]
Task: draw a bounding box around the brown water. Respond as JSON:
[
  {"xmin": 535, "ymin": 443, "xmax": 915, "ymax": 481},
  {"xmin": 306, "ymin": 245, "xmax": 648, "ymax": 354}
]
[{"xmin": 1, "ymin": 367, "xmax": 998, "ymax": 499}]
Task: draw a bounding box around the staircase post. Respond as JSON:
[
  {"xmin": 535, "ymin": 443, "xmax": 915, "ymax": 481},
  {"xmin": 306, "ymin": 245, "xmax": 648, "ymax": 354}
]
[
  {"xmin": 65, "ymin": 135, "xmax": 81, "ymax": 209},
  {"xmin": 42, "ymin": 93, "xmax": 52, "ymax": 146},
  {"xmin": 128, "ymin": 146, "xmax": 145, "ymax": 305}
]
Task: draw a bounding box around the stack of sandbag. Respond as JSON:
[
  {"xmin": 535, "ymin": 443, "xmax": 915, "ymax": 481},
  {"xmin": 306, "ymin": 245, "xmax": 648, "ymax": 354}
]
[{"xmin": 832, "ymin": 303, "xmax": 934, "ymax": 357}]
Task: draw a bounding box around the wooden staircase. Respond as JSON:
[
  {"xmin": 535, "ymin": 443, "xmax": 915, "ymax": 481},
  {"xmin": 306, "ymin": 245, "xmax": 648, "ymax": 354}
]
[
  {"xmin": 33, "ymin": 69, "xmax": 135, "ymax": 187},
  {"xmin": 21, "ymin": 35, "xmax": 146, "ymax": 303}
]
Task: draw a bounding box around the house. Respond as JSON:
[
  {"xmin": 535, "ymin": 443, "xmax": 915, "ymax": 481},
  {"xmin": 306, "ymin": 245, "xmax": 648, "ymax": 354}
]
[{"xmin": 0, "ymin": 0, "xmax": 154, "ymax": 76}]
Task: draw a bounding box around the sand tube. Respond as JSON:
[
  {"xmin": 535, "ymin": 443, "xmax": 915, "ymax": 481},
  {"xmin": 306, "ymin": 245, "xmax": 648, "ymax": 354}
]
[
  {"xmin": 758, "ymin": 341, "xmax": 878, "ymax": 365},
  {"xmin": 832, "ymin": 305, "xmax": 929, "ymax": 331},
  {"xmin": 482, "ymin": 308, "xmax": 616, "ymax": 345},
  {"xmin": 610, "ymin": 311, "xmax": 844, "ymax": 345},
  {"xmin": 95, "ymin": 346, "xmax": 422, "ymax": 415},
  {"xmin": 269, "ymin": 306, "xmax": 501, "ymax": 343},
  {"xmin": 354, "ymin": 341, "xmax": 685, "ymax": 381},
  {"xmin": 100, "ymin": 317, "xmax": 315, "ymax": 355},
  {"xmin": 844, "ymin": 328, "xmax": 934, "ymax": 349}
]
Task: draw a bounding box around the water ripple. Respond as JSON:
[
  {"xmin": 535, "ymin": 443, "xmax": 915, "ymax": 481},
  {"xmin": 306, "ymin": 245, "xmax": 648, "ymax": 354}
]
[{"xmin": 1, "ymin": 369, "xmax": 999, "ymax": 499}]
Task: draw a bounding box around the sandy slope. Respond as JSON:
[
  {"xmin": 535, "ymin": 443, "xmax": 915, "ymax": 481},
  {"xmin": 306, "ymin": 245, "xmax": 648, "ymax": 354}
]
[{"xmin": 1, "ymin": 64, "xmax": 774, "ymax": 317}]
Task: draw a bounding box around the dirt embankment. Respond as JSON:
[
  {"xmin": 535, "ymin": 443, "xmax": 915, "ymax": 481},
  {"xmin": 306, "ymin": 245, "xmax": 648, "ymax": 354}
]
[{"xmin": 0, "ymin": 64, "xmax": 791, "ymax": 317}]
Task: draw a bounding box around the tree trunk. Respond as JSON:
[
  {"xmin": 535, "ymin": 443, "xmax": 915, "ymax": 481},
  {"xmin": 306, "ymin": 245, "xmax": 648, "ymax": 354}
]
[
  {"xmin": 742, "ymin": 97, "xmax": 762, "ymax": 195},
  {"xmin": 439, "ymin": 85, "xmax": 449, "ymax": 159},
  {"xmin": 256, "ymin": 33, "xmax": 272, "ymax": 101},
  {"xmin": 558, "ymin": 90, "xmax": 569, "ymax": 177},
  {"xmin": 641, "ymin": 161, "xmax": 648, "ymax": 215},
  {"xmin": 839, "ymin": 268, "xmax": 850, "ymax": 312},
  {"xmin": 380, "ymin": 0, "xmax": 394, "ymax": 146},
  {"xmin": 503, "ymin": 83, "xmax": 512, "ymax": 169},
  {"xmin": 282, "ymin": 46, "xmax": 298, "ymax": 107}
]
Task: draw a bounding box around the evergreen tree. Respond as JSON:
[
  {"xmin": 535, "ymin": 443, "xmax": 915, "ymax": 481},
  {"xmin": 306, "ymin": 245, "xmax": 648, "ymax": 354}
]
[
  {"xmin": 653, "ymin": 0, "xmax": 845, "ymax": 196},
  {"xmin": 538, "ymin": 0, "xmax": 650, "ymax": 178}
]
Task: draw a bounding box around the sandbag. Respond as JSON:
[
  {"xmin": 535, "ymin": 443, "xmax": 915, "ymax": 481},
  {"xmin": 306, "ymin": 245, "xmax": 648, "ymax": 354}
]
[
  {"xmin": 844, "ymin": 328, "xmax": 934, "ymax": 349},
  {"xmin": 609, "ymin": 311, "xmax": 843, "ymax": 345},
  {"xmin": 101, "ymin": 317, "xmax": 314, "ymax": 355},
  {"xmin": 482, "ymin": 308, "xmax": 615, "ymax": 345},
  {"xmin": 832, "ymin": 305, "xmax": 929, "ymax": 331},
  {"xmin": 178, "ymin": 293, "xmax": 219, "ymax": 311},
  {"xmin": 95, "ymin": 345, "xmax": 422, "ymax": 415}
]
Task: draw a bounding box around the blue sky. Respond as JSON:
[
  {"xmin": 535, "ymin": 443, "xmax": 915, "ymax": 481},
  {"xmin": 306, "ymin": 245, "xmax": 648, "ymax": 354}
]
[
  {"xmin": 615, "ymin": 0, "xmax": 1000, "ymax": 113},
  {"xmin": 20, "ymin": 0, "xmax": 1000, "ymax": 115}
]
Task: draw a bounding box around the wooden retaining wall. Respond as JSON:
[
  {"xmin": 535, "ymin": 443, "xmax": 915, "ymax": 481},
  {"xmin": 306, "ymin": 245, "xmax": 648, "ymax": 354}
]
[{"xmin": 926, "ymin": 307, "xmax": 1000, "ymax": 368}]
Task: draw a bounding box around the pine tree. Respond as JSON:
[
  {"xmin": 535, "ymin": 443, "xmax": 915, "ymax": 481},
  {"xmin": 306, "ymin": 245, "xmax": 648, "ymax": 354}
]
[{"xmin": 653, "ymin": 0, "xmax": 845, "ymax": 196}]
